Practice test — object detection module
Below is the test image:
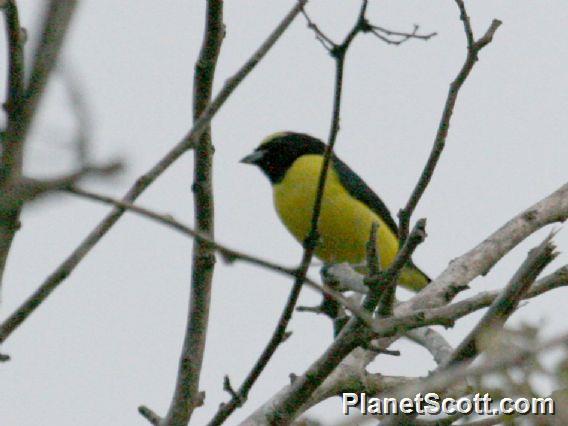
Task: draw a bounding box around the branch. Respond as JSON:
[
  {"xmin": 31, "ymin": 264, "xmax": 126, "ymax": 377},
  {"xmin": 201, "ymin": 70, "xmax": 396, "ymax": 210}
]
[
  {"xmin": 396, "ymin": 264, "xmax": 568, "ymax": 334},
  {"xmin": 405, "ymin": 327, "xmax": 454, "ymax": 366},
  {"xmin": 65, "ymin": 187, "xmax": 375, "ymax": 329},
  {"xmin": 0, "ymin": 162, "xmax": 122, "ymax": 212},
  {"xmin": 243, "ymin": 256, "xmax": 567, "ymax": 424},
  {"xmin": 366, "ymin": 24, "xmax": 437, "ymax": 46},
  {"xmin": 397, "ymin": 6, "xmax": 502, "ymax": 242},
  {"xmin": 381, "ymin": 233, "xmax": 558, "ymax": 425},
  {"xmin": 2, "ymin": 0, "xmax": 25, "ymax": 124},
  {"xmin": 246, "ymin": 222, "xmax": 426, "ymax": 425},
  {"xmin": 363, "ymin": 219, "xmax": 427, "ymax": 312},
  {"xmin": 444, "ymin": 233, "xmax": 558, "ymax": 367},
  {"xmin": 0, "ymin": 0, "xmax": 307, "ymax": 345},
  {"xmin": 207, "ymin": 2, "xmax": 374, "ymax": 424},
  {"xmin": 2, "ymin": 0, "xmax": 78, "ymax": 178},
  {"xmin": 57, "ymin": 61, "xmax": 93, "ymax": 165},
  {"xmin": 138, "ymin": 406, "xmax": 161, "ymax": 426},
  {"xmin": 388, "ymin": 331, "xmax": 568, "ymax": 402},
  {"xmin": 142, "ymin": 1, "xmax": 226, "ymax": 424},
  {"xmin": 0, "ymin": 0, "xmax": 78, "ymax": 295},
  {"xmin": 409, "ymin": 181, "xmax": 568, "ymax": 312}
]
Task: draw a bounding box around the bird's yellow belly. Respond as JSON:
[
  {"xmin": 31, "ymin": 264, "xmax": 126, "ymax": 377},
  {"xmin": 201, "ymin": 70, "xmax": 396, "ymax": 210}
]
[{"xmin": 273, "ymin": 156, "xmax": 399, "ymax": 269}]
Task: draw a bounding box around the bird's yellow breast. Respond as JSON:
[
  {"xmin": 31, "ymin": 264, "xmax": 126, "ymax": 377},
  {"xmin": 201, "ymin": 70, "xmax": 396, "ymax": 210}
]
[{"xmin": 273, "ymin": 155, "xmax": 400, "ymax": 269}]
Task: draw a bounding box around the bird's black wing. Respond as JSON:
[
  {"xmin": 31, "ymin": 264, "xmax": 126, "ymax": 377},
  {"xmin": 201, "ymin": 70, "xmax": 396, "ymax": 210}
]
[{"xmin": 332, "ymin": 155, "xmax": 399, "ymax": 235}]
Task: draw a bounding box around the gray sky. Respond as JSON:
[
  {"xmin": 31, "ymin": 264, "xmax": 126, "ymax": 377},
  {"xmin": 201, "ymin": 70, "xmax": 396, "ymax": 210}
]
[{"xmin": 1, "ymin": 1, "xmax": 567, "ymax": 425}]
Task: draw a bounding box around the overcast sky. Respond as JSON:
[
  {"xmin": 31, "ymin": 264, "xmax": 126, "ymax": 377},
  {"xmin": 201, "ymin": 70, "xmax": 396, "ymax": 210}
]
[{"xmin": 1, "ymin": 1, "xmax": 567, "ymax": 425}]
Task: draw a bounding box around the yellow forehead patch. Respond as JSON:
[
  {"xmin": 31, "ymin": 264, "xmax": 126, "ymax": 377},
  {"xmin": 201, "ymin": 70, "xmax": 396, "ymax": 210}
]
[{"xmin": 259, "ymin": 131, "xmax": 291, "ymax": 147}]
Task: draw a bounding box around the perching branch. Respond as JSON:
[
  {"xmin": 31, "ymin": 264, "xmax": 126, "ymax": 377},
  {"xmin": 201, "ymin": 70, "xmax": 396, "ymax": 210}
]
[
  {"xmin": 67, "ymin": 188, "xmax": 568, "ymax": 355},
  {"xmin": 364, "ymin": 219, "xmax": 427, "ymax": 312},
  {"xmin": 249, "ymin": 221, "xmax": 426, "ymax": 425},
  {"xmin": 0, "ymin": 0, "xmax": 307, "ymax": 346},
  {"xmin": 397, "ymin": 2, "xmax": 502, "ymax": 243},
  {"xmin": 246, "ymin": 7, "xmax": 503, "ymax": 420}
]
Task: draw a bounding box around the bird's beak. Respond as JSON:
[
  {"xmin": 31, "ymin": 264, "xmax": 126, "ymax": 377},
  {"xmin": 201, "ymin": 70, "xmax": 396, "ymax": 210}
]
[{"xmin": 240, "ymin": 150, "xmax": 264, "ymax": 165}]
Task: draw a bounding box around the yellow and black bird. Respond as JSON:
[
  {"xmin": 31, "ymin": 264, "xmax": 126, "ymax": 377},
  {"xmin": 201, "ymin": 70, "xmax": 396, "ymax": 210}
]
[{"xmin": 241, "ymin": 132, "xmax": 430, "ymax": 291}]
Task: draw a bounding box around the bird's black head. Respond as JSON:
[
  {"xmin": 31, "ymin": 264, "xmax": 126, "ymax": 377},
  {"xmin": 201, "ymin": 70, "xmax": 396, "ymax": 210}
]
[{"xmin": 241, "ymin": 132, "xmax": 326, "ymax": 184}]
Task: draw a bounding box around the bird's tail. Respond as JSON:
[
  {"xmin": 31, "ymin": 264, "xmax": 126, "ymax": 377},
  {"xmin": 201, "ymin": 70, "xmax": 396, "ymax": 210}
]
[{"xmin": 398, "ymin": 261, "xmax": 431, "ymax": 292}]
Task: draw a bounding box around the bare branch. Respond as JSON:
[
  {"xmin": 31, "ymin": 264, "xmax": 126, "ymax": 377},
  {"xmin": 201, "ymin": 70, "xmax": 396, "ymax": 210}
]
[
  {"xmin": 64, "ymin": 186, "xmax": 376, "ymax": 329},
  {"xmin": 364, "ymin": 219, "xmax": 427, "ymax": 312},
  {"xmin": 397, "ymin": 6, "xmax": 502, "ymax": 242},
  {"xmin": 245, "ymin": 221, "xmax": 426, "ymax": 425},
  {"xmin": 2, "ymin": 0, "xmax": 78, "ymax": 176},
  {"xmin": 208, "ymin": 2, "xmax": 374, "ymax": 424},
  {"xmin": 57, "ymin": 61, "xmax": 93, "ymax": 165},
  {"xmin": 444, "ymin": 233, "xmax": 558, "ymax": 367},
  {"xmin": 365, "ymin": 222, "xmax": 380, "ymax": 277},
  {"xmin": 243, "ymin": 250, "xmax": 566, "ymax": 424},
  {"xmin": 2, "ymin": 0, "xmax": 25, "ymax": 123},
  {"xmin": 0, "ymin": 0, "xmax": 78, "ymax": 295},
  {"xmin": 138, "ymin": 406, "xmax": 161, "ymax": 426},
  {"xmin": 366, "ymin": 24, "xmax": 437, "ymax": 46},
  {"xmin": 410, "ymin": 181, "xmax": 568, "ymax": 312},
  {"xmin": 25, "ymin": 0, "xmax": 77, "ymax": 133},
  {"xmin": 405, "ymin": 327, "xmax": 454, "ymax": 366},
  {"xmin": 388, "ymin": 331, "xmax": 568, "ymax": 402},
  {"xmin": 146, "ymin": 0, "xmax": 226, "ymax": 424},
  {"xmin": 0, "ymin": 162, "xmax": 122, "ymax": 212},
  {"xmin": 299, "ymin": 7, "xmax": 334, "ymax": 52},
  {"xmin": 0, "ymin": 0, "xmax": 25, "ymax": 296},
  {"xmin": 0, "ymin": 0, "xmax": 307, "ymax": 346}
]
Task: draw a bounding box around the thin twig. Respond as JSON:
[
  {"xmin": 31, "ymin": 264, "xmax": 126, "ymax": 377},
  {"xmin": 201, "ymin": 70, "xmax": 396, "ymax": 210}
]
[
  {"xmin": 397, "ymin": 4, "xmax": 502, "ymax": 243},
  {"xmin": 443, "ymin": 233, "xmax": 558, "ymax": 367},
  {"xmin": 299, "ymin": 7, "xmax": 334, "ymax": 52},
  {"xmin": 64, "ymin": 187, "xmax": 375, "ymax": 327},
  {"xmin": 0, "ymin": 162, "xmax": 122, "ymax": 212},
  {"xmin": 365, "ymin": 222, "xmax": 380, "ymax": 277},
  {"xmin": 138, "ymin": 406, "xmax": 161, "ymax": 426},
  {"xmin": 375, "ymin": 219, "xmax": 426, "ymax": 318},
  {"xmin": 57, "ymin": 61, "xmax": 93, "ymax": 165},
  {"xmin": 74, "ymin": 184, "xmax": 557, "ymax": 343},
  {"xmin": 0, "ymin": 0, "xmax": 307, "ymax": 346},
  {"xmin": 363, "ymin": 219, "xmax": 427, "ymax": 312},
  {"xmin": 366, "ymin": 24, "xmax": 437, "ymax": 46}
]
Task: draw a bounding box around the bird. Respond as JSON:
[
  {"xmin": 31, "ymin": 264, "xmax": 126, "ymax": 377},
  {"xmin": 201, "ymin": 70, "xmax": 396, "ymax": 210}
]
[{"xmin": 240, "ymin": 131, "xmax": 430, "ymax": 292}]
